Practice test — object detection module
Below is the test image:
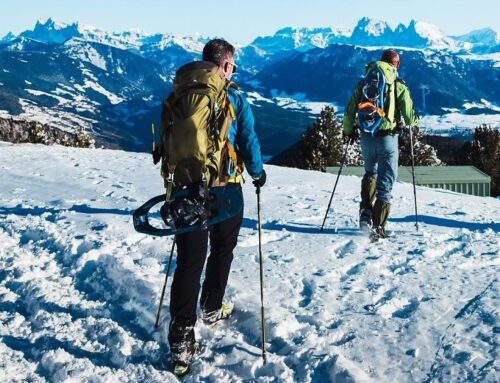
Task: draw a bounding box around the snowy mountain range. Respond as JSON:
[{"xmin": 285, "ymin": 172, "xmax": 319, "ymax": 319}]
[
  {"xmin": 253, "ymin": 44, "xmax": 500, "ymax": 115},
  {"xmin": 249, "ymin": 17, "xmax": 500, "ymax": 54},
  {"xmin": 6, "ymin": 17, "xmax": 497, "ymax": 54},
  {"xmin": 0, "ymin": 17, "xmax": 499, "ymax": 155}
]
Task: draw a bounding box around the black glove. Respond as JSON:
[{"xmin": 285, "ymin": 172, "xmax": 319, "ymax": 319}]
[
  {"xmin": 152, "ymin": 147, "xmax": 161, "ymax": 165},
  {"xmin": 252, "ymin": 169, "xmax": 266, "ymax": 187},
  {"xmin": 343, "ymin": 129, "xmax": 359, "ymax": 144}
]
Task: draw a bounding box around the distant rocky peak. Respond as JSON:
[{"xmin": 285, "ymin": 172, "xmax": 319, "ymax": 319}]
[{"xmin": 355, "ymin": 17, "xmax": 392, "ymax": 36}]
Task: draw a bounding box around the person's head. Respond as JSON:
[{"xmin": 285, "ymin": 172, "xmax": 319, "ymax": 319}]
[
  {"xmin": 202, "ymin": 39, "xmax": 237, "ymax": 80},
  {"xmin": 381, "ymin": 49, "xmax": 400, "ymax": 70}
]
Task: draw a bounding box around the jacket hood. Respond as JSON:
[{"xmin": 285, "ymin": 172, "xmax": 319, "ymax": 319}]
[{"xmin": 365, "ymin": 61, "xmax": 397, "ymax": 85}]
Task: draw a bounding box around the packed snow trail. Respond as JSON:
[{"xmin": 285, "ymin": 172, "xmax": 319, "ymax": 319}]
[{"xmin": 0, "ymin": 142, "xmax": 498, "ymax": 382}]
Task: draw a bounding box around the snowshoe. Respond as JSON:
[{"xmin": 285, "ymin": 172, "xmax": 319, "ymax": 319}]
[
  {"xmin": 133, "ymin": 186, "xmax": 243, "ymax": 237},
  {"xmin": 201, "ymin": 303, "xmax": 233, "ymax": 326}
]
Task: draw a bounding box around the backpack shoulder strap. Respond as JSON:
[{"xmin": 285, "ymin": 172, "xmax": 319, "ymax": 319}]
[
  {"xmin": 395, "ymin": 78, "xmax": 407, "ymax": 86},
  {"xmin": 383, "ymin": 82, "xmax": 395, "ymax": 117},
  {"xmin": 160, "ymin": 92, "xmax": 175, "ymax": 141}
]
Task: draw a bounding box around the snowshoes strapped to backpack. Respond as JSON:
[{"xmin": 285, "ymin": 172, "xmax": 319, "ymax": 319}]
[
  {"xmin": 142, "ymin": 60, "xmax": 244, "ymax": 236},
  {"xmin": 357, "ymin": 61, "xmax": 396, "ymax": 136},
  {"xmin": 135, "ymin": 61, "xmax": 245, "ymax": 237},
  {"xmin": 133, "ymin": 186, "xmax": 243, "ymax": 237}
]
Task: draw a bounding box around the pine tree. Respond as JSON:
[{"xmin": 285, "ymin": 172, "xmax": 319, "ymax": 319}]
[
  {"xmin": 73, "ymin": 127, "xmax": 94, "ymax": 148},
  {"xmin": 399, "ymin": 126, "xmax": 441, "ymax": 166},
  {"xmin": 344, "ymin": 139, "xmax": 363, "ymax": 166},
  {"xmin": 463, "ymin": 124, "xmax": 500, "ymax": 197},
  {"xmin": 269, "ymin": 106, "xmax": 363, "ymax": 169},
  {"xmin": 300, "ymin": 106, "xmax": 343, "ymax": 171},
  {"xmin": 27, "ymin": 121, "xmax": 47, "ymax": 144}
]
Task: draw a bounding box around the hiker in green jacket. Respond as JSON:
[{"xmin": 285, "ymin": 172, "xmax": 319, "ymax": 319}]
[{"xmin": 343, "ymin": 49, "xmax": 419, "ymax": 239}]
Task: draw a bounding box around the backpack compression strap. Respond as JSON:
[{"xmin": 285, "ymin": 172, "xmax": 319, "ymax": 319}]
[
  {"xmin": 357, "ymin": 101, "xmax": 386, "ymax": 117},
  {"xmin": 221, "ymin": 97, "xmax": 243, "ymax": 177}
]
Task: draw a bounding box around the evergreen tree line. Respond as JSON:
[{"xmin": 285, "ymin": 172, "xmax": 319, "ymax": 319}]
[
  {"xmin": 0, "ymin": 116, "xmax": 94, "ymax": 148},
  {"xmin": 462, "ymin": 125, "xmax": 499, "ymax": 196},
  {"xmin": 271, "ymin": 107, "xmax": 500, "ymax": 197}
]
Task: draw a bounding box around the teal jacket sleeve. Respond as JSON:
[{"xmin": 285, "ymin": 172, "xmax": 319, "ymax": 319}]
[{"xmin": 228, "ymin": 87, "xmax": 264, "ymax": 178}]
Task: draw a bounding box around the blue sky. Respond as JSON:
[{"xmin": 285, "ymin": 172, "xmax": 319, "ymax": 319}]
[{"xmin": 2, "ymin": 0, "xmax": 499, "ymax": 44}]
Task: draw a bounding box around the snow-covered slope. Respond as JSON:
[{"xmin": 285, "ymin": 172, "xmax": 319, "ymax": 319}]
[
  {"xmin": 350, "ymin": 17, "xmax": 394, "ymax": 46},
  {"xmin": 393, "ymin": 20, "xmax": 462, "ymax": 51},
  {"xmin": 0, "ymin": 142, "xmax": 498, "ymax": 382},
  {"xmin": 454, "ymin": 28, "xmax": 500, "ymax": 46}
]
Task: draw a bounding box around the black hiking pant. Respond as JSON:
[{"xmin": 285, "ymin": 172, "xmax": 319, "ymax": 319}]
[{"xmin": 168, "ymin": 184, "xmax": 243, "ymax": 348}]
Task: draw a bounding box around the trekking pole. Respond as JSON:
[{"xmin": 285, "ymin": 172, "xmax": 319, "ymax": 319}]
[
  {"xmin": 319, "ymin": 139, "xmax": 351, "ymax": 232},
  {"xmin": 256, "ymin": 184, "xmax": 267, "ymax": 365},
  {"xmin": 408, "ymin": 126, "xmax": 419, "ymax": 231},
  {"xmin": 151, "ymin": 123, "xmax": 156, "ymax": 152},
  {"xmin": 154, "ymin": 237, "xmax": 176, "ymax": 329}
]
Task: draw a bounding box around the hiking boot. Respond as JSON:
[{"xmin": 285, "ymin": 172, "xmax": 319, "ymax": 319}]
[
  {"xmin": 371, "ymin": 200, "xmax": 390, "ymax": 240},
  {"xmin": 359, "ymin": 208, "xmax": 372, "ymax": 230},
  {"xmin": 201, "ymin": 303, "xmax": 233, "ymax": 326},
  {"xmin": 171, "ymin": 340, "xmax": 200, "ymax": 377},
  {"xmin": 168, "ymin": 319, "xmax": 198, "ymax": 374},
  {"xmin": 370, "ymin": 225, "xmax": 387, "ymax": 242}
]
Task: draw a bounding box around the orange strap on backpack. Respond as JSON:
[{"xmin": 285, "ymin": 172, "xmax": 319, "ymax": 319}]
[
  {"xmin": 227, "ymin": 142, "xmax": 238, "ymax": 164},
  {"xmin": 358, "ymin": 102, "xmax": 386, "ymax": 117}
]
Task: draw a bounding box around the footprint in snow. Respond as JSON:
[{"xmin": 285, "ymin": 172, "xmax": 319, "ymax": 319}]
[
  {"xmin": 365, "ymin": 291, "xmax": 419, "ymax": 319},
  {"xmin": 292, "ymin": 201, "xmax": 311, "ymax": 210},
  {"xmin": 121, "ymin": 196, "xmax": 137, "ymax": 202},
  {"xmin": 340, "ymin": 262, "xmax": 366, "ymax": 282},
  {"xmin": 299, "ymin": 279, "xmax": 314, "ymax": 308},
  {"xmin": 331, "ymin": 239, "xmax": 357, "ymax": 259},
  {"xmin": 331, "ymin": 331, "xmax": 356, "ymax": 346},
  {"xmin": 388, "ymin": 261, "xmax": 416, "ymax": 275},
  {"xmin": 238, "ymin": 231, "xmax": 292, "ymax": 247}
]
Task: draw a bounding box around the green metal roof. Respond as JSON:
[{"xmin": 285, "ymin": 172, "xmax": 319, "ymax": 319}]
[{"xmin": 326, "ymin": 166, "xmax": 491, "ymax": 183}]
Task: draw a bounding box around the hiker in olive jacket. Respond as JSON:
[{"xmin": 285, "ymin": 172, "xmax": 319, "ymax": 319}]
[
  {"xmin": 343, "ymin": 49, "xmax": 418, "ymax": 239},
  {"xmin": 167, "ymin": 39, "xmax": 265, "ymax": 373}
]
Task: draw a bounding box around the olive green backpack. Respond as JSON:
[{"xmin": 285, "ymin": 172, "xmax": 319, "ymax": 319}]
[{"xmin": 158, "ymin": 61, "xmax": 238, "ymax": 203}]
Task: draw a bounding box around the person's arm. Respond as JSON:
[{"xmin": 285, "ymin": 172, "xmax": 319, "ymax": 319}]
[
  {"xmin": 231, "ymin": 89, "xmax": 264, "ymax": 179},
  {"xmin": 396, "ymin": 80, "xmax": 419, "ymax": 127},
  {"xmin": 342, "ymin": 81, "xmax": 362, "ymax": 136}
]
